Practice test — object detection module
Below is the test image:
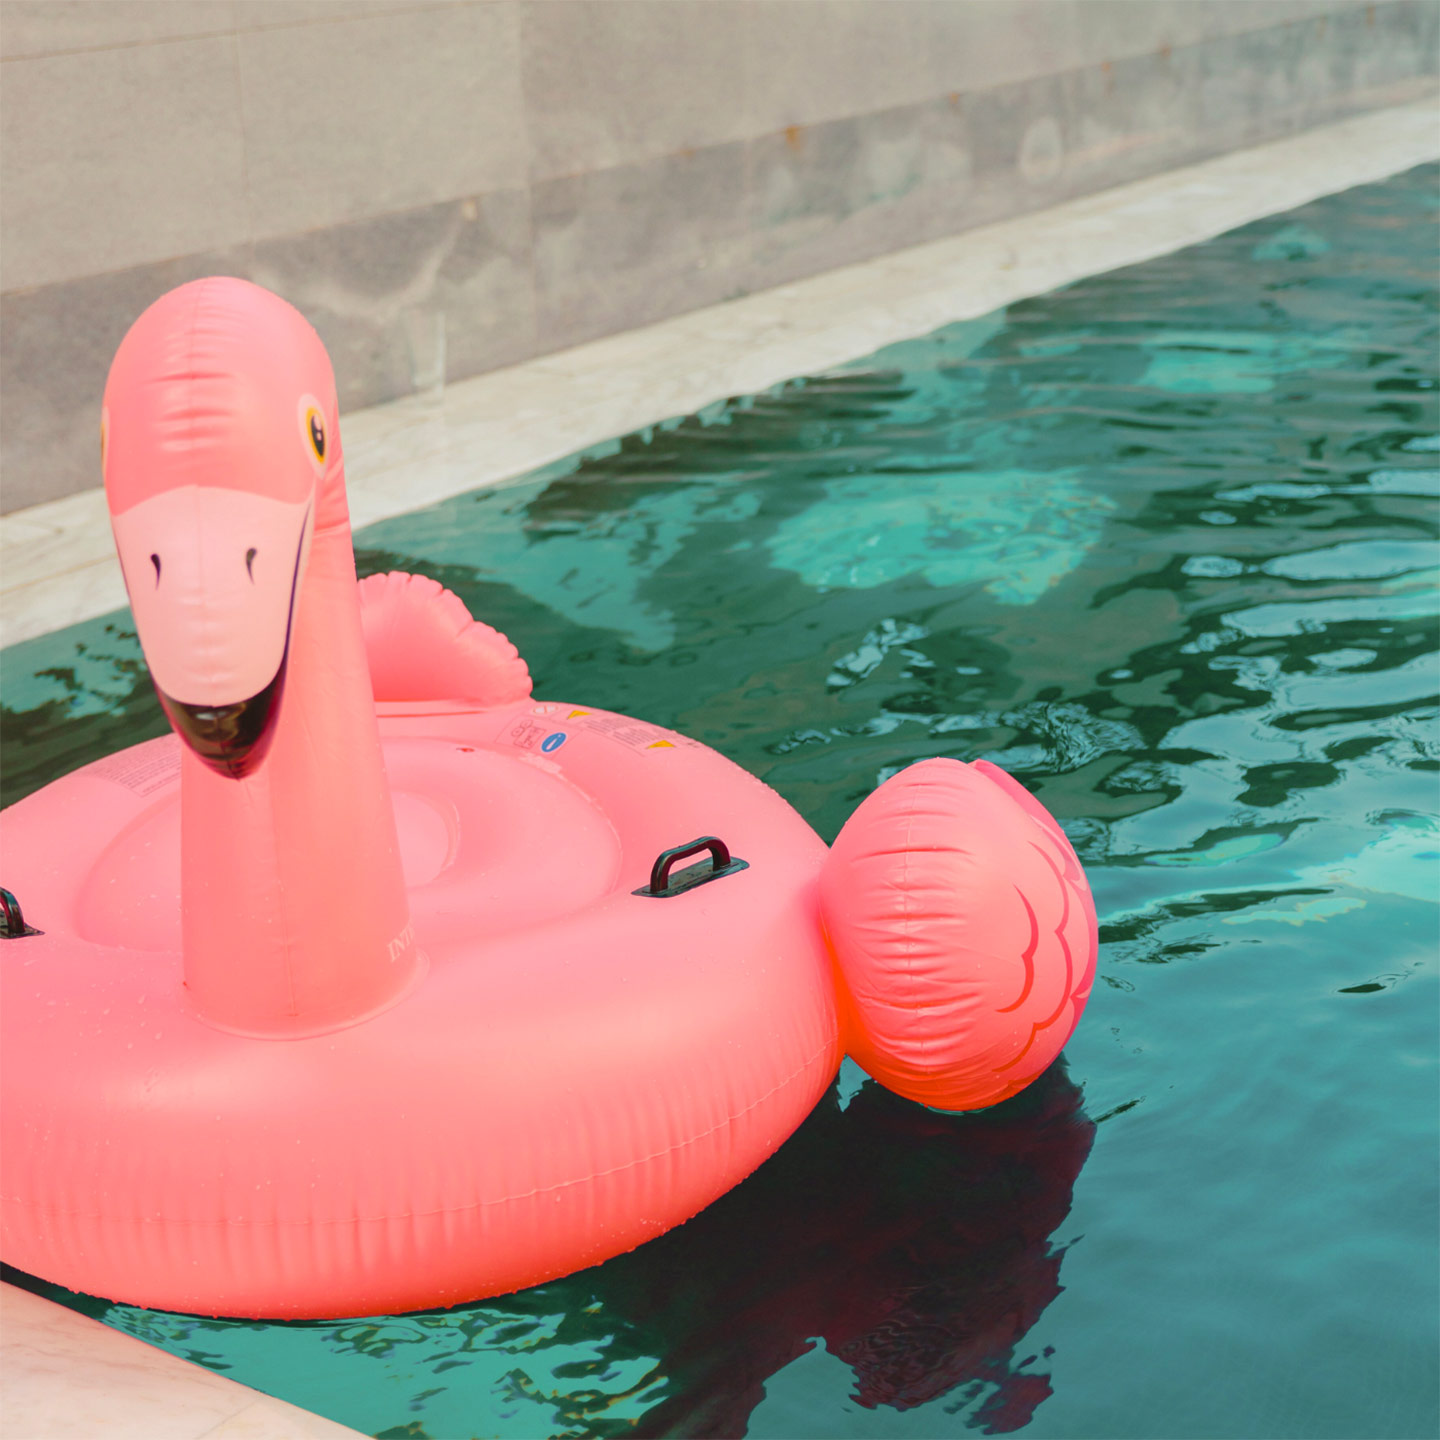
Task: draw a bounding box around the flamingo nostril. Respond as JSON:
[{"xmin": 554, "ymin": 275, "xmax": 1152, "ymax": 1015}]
[
  {"xmin": 150, "ymin": 553, "xmax": 161, "ymax": 586},
  {"xmin": 246, "ymin": 547, "xmax": 257, "ymax": 581}
]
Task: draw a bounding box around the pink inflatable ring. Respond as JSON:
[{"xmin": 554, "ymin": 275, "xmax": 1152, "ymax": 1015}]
[{"xmin": 0, "ymin": 280, "xmax": 1096, "ymax": 1318}]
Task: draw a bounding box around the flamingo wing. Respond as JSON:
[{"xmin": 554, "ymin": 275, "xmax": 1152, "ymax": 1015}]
[{"xmin": 358, "ymin": 570, "xmax": 531, "ymax": 707}]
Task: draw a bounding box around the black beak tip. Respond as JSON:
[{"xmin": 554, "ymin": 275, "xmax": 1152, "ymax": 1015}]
[{"xmin": 160, "ymin": 666, "xmax": 286, "ymax": 780}]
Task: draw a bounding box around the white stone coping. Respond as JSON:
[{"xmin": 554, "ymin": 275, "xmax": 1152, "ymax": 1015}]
[
  {"xmin": 2, "ymin": 97, "xmax": 1436, "ymax": 653},
  {"xmin": 0, "ymin": 1282, "xmax": 365, "ymax": 1438},
  {"xmin": 0, "ymin": 94, "xmax": 1437, "ymax": 1440}
]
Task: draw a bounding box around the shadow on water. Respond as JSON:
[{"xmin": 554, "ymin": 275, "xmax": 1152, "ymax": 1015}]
[
  {"xmin": 6, "ymin": 1062, "xmax": 1094, "ymax": 1439},
  {"xmin": 606, "ymin": 1062, "xmax": 1094, "ymax": 1438}
]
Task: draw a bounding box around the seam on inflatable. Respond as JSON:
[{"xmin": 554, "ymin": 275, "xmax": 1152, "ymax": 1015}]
[
  {"xmin": 842, "ymin": 988, "xmax": 966, "ymax": 1012},
  {"xmin": 272, "ymin": 717, "xmax": 302, "ymax": 1019},
  {"xmin": 898, "ymin": 776, "xmax": 924, "ymax": 1065},
  {"xmin": 184, "ymin": 281, "xmax": 206, "ymax": 460},
  {"xmin": 996, "ymin": 840, "xmax": 1077, "ymax": 1073},
  {"xmin": 1031, "ymin": 840, "xmax": 1075, "ymax": 1033},
  {"xmin": 1074, "ymin": 872, "xmax": 1099, "ymax": 1001},
  {"xmin": 998, "ymin": 888, "xmax": 1039, "ymax": 1015},
  {"xmin": 995, "ymin": 1019, "xmax": 1041, "ymax": 1075},
  {"xmin": 8, "ymin": 1034, "xmax": 835, "ymax": 1229}
]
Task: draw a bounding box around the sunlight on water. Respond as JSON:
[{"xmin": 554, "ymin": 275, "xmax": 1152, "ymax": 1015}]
[{"xmin": 764, "ymin": 467, "xmax": 1111, "ymax": 603}]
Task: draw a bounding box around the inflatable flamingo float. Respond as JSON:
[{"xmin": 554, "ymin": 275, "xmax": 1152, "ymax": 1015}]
[{"xmin": 0, "ymin": 279, "xmax": 1095, "ymax": 1319}]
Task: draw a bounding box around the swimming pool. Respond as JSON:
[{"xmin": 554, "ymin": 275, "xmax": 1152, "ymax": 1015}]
[{"xmin": 3, "ymin": 161, "xmax": 1436, "ymax": 1439}]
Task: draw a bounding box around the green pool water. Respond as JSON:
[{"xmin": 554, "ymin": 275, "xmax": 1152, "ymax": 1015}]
[{"xmin": 3, "ymin": 163, "xmax": 1437, "ymax": 1440}]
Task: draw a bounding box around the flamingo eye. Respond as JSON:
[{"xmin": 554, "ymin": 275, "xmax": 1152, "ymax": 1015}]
[
  {"xmin": 150, "ymin": 553, "xmax": 161, "ymax": 586},
  {"xmin": 298, "ymin": 394, "xmax": 329, "ymax": 476},
  {"xmin": 305, "ymin": 408, "xmax": 325, "ymax": 464}
]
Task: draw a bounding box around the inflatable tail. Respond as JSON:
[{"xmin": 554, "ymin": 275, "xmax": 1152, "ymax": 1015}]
[
  {"xmin": 820, "ymin": 758, "xmax": 1097, "ymax": 1112},
  {"xmin": 358, "ymin": 570, "xmax": 532, "ymax": 707}
]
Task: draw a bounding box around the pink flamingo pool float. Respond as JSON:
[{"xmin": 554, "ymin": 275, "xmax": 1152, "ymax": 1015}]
[{"xmin": 0, "ymin": 279, "xmax": 1095, "ymax": 1319}]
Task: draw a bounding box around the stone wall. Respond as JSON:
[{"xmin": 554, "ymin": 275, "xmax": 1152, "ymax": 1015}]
[{"xmin": 2, "ymin": 0, "xmax": 1436, "ymax": 511}]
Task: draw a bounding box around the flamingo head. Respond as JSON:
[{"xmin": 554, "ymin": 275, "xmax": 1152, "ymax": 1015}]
[{"xmin": 103, "ymin": 278, "xmax": 339, "ymax": 778}]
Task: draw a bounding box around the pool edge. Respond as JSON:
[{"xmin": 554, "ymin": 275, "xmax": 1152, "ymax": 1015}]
[
  {"xmin": 2, "ymin": 94, "xmax": 1437, "ymax": 653},
  {"xmin": 0, "ymin": 1281, "xmax": 367, "ymax": 1439}
]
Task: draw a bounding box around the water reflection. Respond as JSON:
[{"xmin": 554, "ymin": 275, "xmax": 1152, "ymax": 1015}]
[
  {"xmin": 609, "ymin": 1062, "xmax": 1093, "ymax": 1437},
  {"xmin": 9, "ymin": 1063, "xmax": 1094, "ymax": 1439}
]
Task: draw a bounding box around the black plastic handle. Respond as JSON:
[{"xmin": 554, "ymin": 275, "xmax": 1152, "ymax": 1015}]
[
  {"xmin": 635, "ymin": 836, "xmax": 748, "ymax": 898},
  {"xmin": 650, "ymin": 837, "xmax": 730, "ymax": 893},
  {"xmin": 0, "ymin": 888, "xmax": 40, "ymax": 939}
]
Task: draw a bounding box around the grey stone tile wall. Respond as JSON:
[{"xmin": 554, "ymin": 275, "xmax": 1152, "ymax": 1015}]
[
  {"xmin": 1, "ymin": 0, "xmax": 1435, "ymax": 511},
  {"xmin": 236, "ymin": 4, "xmax": 527, "ymax": 241}
]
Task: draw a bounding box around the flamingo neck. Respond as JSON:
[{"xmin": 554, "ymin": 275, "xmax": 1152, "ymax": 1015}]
[{"xmin": 178, "ymin": 486, "xmax": 421, "ymax": 1036}]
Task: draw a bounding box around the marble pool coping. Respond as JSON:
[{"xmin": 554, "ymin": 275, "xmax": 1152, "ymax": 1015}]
[
  {"xmin": 0, "ymin": 1282, "xmax": 365, "ymax": 1438},
  {"xmin": 0, "ymin": 94, "xmax": 1437, "ymax": 1440},
  {"xmin": 2, "ymin": 96, "xmax": 1437, "ymax": 654}
]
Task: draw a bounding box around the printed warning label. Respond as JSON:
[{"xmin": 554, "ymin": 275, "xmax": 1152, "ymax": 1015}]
[
  {"xmin": 577, "ymin": 712, "xmax": 695, "ymax": 752},
  {"xmin": 89, "ymin": 737, "xmax": 181, "ymax": 796},
  {"xmin": 507, "ymin": 717, "xmax": 548, "ymax": 751}
]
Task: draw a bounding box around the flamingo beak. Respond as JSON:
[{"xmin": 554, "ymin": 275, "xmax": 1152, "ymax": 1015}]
[
  {"xmin": 161, "ymin": 669, "xmax": 288, "ymax": 780},
  {"xmin": 111, "ymin": 486, "xmax": 313, "ymax": 779}
]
